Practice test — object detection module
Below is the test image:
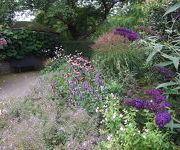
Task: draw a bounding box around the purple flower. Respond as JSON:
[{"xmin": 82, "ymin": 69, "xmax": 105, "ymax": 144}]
[
  {"xmin": 124, "ymin": 99, "xmax": 149, "ymax": 109},
  {"xmin": 146, "ymin": 101, "xmax": 168, "ymax": 113},
  {"xmin": 127, "ymin": 33, "xmax": 140, "ymax": 41},
  {"xmin": 147, "ymin": 89, "xmax": 164, "ymax": 97},
  {"xmin": 67, "ymin": 79, "xmax": 73, "ymax": 85},
  {"xmin": 155, "ymin": 111, "xmax": 172, "ymax": 128},
  {"xmin": 153, "ymin": 95, "xmax": 167, "ymax": 104},
  {"xmin": 82, "ymin": 81, "xmax": 91, "ymax": 92},
  {"xmin": 124, "ymin": 89, "xmax": 172, "ymax": 128},
  {"xmin": 95, "ymin": 72, "xmax": 104, "ymax": 86},
  {"xmin": 155, "ymin": 66, "xmax": 176, "ymax": 78},
  {"xmin": 114, "ymin": 27, "xmax": 140, "ymax": 41}
]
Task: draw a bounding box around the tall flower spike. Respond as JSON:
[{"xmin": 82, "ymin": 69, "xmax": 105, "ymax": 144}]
[{"xmin": 114, "ymin": 27, "xmax": 140, "ymax": 41}]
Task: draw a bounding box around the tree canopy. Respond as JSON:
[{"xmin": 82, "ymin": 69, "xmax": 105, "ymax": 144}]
[
  {"xmin": 18, "ymin": 0, "xmax": 146, "ymax": 39},
  {"xmin": 1, "ymin": 0, "xmax": 146, "ymax": 39},
  {"xmin": 0, "ymin": 0, "xmax": 18, "ymax": 25}
]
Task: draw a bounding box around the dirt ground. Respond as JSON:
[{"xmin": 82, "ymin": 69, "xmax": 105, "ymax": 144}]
[{"xmin": 0, "ymin": 71, "xmax": 39, "ymax": 99}]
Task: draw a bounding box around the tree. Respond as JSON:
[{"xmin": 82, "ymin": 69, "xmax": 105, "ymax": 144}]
[
  {"xmin": 0, "ymin": 0, "xmax": 18, "ymax": 26},
  {"xmin": 19, "ymin": 0, "xmax": 145, "ymax": 39}
]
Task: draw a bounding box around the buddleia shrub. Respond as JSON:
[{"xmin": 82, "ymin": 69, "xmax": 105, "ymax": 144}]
[{"xmin": 98, "ymin": 94, "xmax": 177, "ymax": 150}]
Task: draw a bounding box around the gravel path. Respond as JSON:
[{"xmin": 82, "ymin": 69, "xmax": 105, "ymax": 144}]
[{"xmin": 0, "ymin": 71, "xmax": 39, "ymax": 99}]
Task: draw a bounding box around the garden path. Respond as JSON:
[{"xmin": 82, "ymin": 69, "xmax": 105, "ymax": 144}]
[{"xmin": 0, "ymin": 71, "xmax": 39, "ymax": 99}]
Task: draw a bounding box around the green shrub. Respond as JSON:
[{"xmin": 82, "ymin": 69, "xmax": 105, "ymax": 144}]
[
  {"xmin": 90, "ymin": 3, "xmax": 149, "ymax": 40},
  {"xmin": 0, "ymin": 29, "xmax": 61, "ymax": 60}
]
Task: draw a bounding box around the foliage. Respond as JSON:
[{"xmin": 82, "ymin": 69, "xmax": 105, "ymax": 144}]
[
  {"xmin": 146, "ymin": 0, "xmax": 180, "ymax": 39},
  {"xmin": 90, "ymin": 2, "xmax": 149, "ymax": 40},
  {"xmin": 50, "ymin": 55, "xmax": 107, "ymax": 113},
  {"xmin": 0, "ymin": 29, "xmax": 61, "ymax": 60},
  {"xmin": 0, "ymin": 0, "xmax": 18, "ymax": 26},
  {"xmin": 92, "ymin": 42, "xmax": 148, "ymax": 79},
  {"xmin": 18, "ymin": 0, "xmax": 147, "ymax": 39},
  {"xmin": 61, "ymin": 40, "xmax": 93, "ymax": 57},
  {"xmin": 164, "ymin": 2, "xmax": 180, "ymax": 16}
]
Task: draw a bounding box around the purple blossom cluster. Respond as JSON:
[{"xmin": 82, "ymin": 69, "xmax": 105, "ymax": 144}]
[
  {"xmin": 155, "ymin": 66, "xmax": 176, "ymax": 78},
  {"xmin": 0, "ymin": 38, "xmax": 7, "ymax": 46},
  {"xmin": 124, "ymin": 89, "xmax": 172, "ymax": 128},
  {"xmin": 114, "ymin": 27, "xmax": 140, "ymax": 41}
]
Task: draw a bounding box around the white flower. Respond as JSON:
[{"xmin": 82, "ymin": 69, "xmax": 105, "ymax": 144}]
[
  {"xmin": 144, "ymin": 129, "xmax": 149, "ymax": 132},
  {"xmin": 119, "ymin": 114, "xmax": 123, "ymax": 117},
  {"xmin": 107, "ymin": 134, "xmax": 113, "ymax": 140},
  {"xmin": 120, "ymin": 127, "xmax": 126, "ymax": 131},
  {"xmin": 112, "ymin": 113, "xmax": 116, "ymax": 119},
  {"xmin": 124, "ymin": 120, "xmax": 128, "ymax": 124}
]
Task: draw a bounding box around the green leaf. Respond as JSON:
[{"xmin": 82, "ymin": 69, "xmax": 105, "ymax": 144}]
[
  {"xmin": 164, "ymin": 2, "xmax": 180, "ymax": 16},
  {"xmin": 174, "ymin": 86, "xmax": 180, "ymax": 90},
  {"xmin": 161, "ymin": 53, "xmax": 180, "ymax": 71},
  {"xmin": 165, "ymin": 120, "xmax": 180, "ymax": 129},
  {"xmin": 156, "ymin": 82, "xmax": 177, "ymax": 89},
  {"xmin": 165, "ymin": 120, "xmax": 174, "ymax": 131},
  {"xmin": 146, "ymin": 45, "xmax": 163, "ymax": 62},
  {"xmin": 0, "ymin": 45, "xmax": 3, "ymax": 49},
  {"xmin": 155, "ymin": 61, "xmax": 173, "ymax": 67},
  {"xmin": 146, "ymin": 50, "xmax": 159, "ymax": 62}
]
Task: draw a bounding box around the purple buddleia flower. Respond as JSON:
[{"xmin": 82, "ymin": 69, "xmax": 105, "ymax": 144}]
[
  {"xmin": 127, "ymin": 33, "xmax": 140, "ymax": 41},
  {"xmin": 147, "ymin": 89, "xmax": 164, "ymax": 97},
  {"xmin": 147, "ymin": 89, "xmax": 166, "ymax": 104},
  {"xmin": 124, "ymin": 99, "xmax": 150, "ymax": 109},
  {"xmin": 124, "ymin": 89, "xmax": 172, "ymax": 128},
  {"xmin": 155, "ymin": 66, "xmax": 176, "ymax": 78},
  {"xmin": 155, "ymin": 111, "xmax": 172, "ymax": 128},
  {"xmin": 153, "ymin": 95, "xmax": 167, "ymax": 104},
  {"xmin": 114, "ymin": 27, "xmax": 140, "ymax": 41},
  {"xmin": 146, "ymin": 101, "xmax": 167, "ymax": 113}
]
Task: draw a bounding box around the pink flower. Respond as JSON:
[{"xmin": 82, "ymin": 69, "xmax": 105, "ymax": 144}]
[
  {"xmin": 71, "ymin": 61, "xmax": 80, "ymax": 66},
  {"xmin": 0, "ymin": 38, "xmax": 7, "ymax": 46},
  {"xmin": 76, "ymin": 56, "xmax": 85, "ymax": 61}
]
